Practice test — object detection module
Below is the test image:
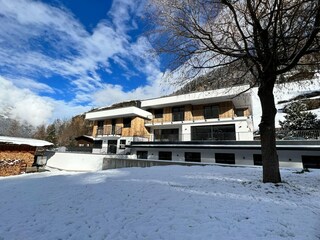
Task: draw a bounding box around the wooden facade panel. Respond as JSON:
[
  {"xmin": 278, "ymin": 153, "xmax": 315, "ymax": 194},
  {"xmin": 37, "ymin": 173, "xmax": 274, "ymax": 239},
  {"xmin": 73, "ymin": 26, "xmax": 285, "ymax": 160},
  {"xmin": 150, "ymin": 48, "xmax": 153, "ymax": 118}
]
[
  {"xmin": 219, "ymin": 101, "xmax": 234, "ymax": 118},
  {"xmin": 243, "ymin": 108, "xmax": 250, "ymax": 117},
  {"xmin": 192, "ymin": 105, "xmax": 204, "ymax": 121},
  {"xmin": 163, "ymin": 107, "xmax": 172, "ymax": 122},
  {"xmin": 131, "ymin": 117, "xmax": 150, "ymax": 137},
  {"xmin": 184, "ymin": 105, "xmax": 193, "ymax": 121}
]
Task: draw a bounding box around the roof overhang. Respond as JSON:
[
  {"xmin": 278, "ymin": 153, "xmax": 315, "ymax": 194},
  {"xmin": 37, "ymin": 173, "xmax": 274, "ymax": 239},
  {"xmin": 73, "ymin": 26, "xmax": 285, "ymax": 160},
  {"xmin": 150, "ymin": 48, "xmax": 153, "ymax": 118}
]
[
  {"xmin": 141, "ymin": 85, "xmax": 251, "ymax": 108},
  {"xmin": 0, "ymin": 136, "xmax": 53, "ymax": 147},
  {"xmin": 85, "ymin": 106, "xmax": 153, "ymax": 121}
]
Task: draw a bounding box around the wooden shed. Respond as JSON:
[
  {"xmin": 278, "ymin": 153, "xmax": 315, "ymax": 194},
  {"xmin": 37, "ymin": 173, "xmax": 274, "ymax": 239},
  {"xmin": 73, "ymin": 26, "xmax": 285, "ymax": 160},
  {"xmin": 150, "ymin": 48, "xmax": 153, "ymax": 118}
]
[{"xmin": 0, "ymin": 136, "xmax": 53, "ymax": 176}]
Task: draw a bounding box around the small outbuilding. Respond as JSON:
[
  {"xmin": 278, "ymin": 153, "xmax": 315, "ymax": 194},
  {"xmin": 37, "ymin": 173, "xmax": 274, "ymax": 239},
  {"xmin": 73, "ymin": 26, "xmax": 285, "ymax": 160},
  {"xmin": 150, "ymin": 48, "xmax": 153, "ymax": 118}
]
[
  {"xmin": 0, "ymin": 136, "xmax": 53, "ymax": 176},
  {"xmin": 75, "ymin": 135, "xmax": 95, "ymax": 147}
]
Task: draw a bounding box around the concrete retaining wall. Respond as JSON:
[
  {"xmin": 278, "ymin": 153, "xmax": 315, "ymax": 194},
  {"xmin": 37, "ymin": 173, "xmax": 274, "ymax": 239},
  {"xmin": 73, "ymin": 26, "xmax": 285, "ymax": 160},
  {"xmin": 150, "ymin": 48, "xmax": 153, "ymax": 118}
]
[{"xmin": 103, "ymin": 158, "xmax": 207, "ymax": 170}]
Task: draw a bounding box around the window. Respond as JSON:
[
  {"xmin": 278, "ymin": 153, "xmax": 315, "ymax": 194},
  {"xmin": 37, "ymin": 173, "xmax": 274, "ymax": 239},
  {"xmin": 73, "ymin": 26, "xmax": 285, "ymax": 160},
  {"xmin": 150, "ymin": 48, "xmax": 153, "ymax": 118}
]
[
  {"xmin": 204, "ymin": 105, "xmax": 219, "ymax": 119},
  {"xmin": 119, "ymin": 140, "xmax": 126, "ymax": 149},
  {"xmin": 107, "ymin": 140, "xmax": 117, "ymax": 154},
  {"xmin": 137, "ymin": 151, "xmax": 148, "ymax": 159},
  {"xmin": 154, "ymin": 128, "xmax": 179, "ymax": 141},
  {"xmin": 154, "ymin": 109, "xmax": 163, "ymax": 118},
  {"xmin": 159, "ymin": 151, "xmax": 172, "ymax": 160},
  {"xmin": 93, "ymin": 140, "xmax": 103, "ymax": 149},
  {"xmin": 191, "ymin": 124, "xmax": 236, "ymax": 140},
  {"xmin": 253, "ymin": 154, "xmax": 262, "ymax": 166},
  {"xmin": 215, "ymin": 153, "xmax": 235, "ymax": 164},
  {"xmin": 172, "ymin": 106, "xmax": 184, "ymax": 121},
  {"xmin": 185, "ymin": 152, "xmax": 201, "ymax": 162},
  {"xmin": 97, "ymin": 120, "xmax": 104, "ymax": 128},
  {"xmin": 235, "ymin": 109, "xmax": 246, "ymax": 117},
  {"xmin": 123, "ymin": 117, "xmax": 131, "ymax": 128},
  {"xmin": 97, "ymin": 120, "xmax": 104, "ymax": 135},
  {"xmin": 302, "ymin": 155, "xmax": 320, "ymax": 169}
]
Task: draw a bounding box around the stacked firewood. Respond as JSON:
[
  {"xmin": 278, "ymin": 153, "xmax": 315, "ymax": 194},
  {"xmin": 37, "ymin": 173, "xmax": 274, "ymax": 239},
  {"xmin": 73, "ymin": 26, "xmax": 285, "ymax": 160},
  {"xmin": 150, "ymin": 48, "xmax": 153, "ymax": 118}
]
[
  {"xmin": 0, "ymin": 160, "xmax": 26, "ymax": 177},
  {"xmin": 0, "ymin": 151, "xmax": 34, "ymax": 167}
]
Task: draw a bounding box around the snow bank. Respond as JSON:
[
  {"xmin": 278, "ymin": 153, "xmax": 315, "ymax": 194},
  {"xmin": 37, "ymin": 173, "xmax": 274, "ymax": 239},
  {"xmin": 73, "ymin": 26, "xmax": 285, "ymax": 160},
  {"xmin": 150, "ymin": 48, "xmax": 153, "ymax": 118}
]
[{"xmin": 0, "ymin": 165, "xmax": 319, "ymax": 240}]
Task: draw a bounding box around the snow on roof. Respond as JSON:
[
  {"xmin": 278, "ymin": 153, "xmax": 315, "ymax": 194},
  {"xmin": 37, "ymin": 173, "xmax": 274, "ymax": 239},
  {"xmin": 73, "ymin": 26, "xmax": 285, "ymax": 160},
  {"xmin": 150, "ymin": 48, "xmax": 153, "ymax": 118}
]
[{"xmin": 0, "ymin": 136, "xmax": 53, "ymax": 147}]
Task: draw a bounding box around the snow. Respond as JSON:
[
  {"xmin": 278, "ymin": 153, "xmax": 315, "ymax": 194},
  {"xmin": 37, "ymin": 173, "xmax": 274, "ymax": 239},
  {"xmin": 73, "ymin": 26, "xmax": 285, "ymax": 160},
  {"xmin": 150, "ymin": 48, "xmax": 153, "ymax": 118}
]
[
  {"xmin": 251, "ymin": 78, "xmax": 320, "ymax": 130},
  {"xmin": 0, "ymin": 136, "xmax": 53, "ymax": 147},
  {"xmin": 0, "ymin": 165, "xmax": 319, "ymax": 240}
]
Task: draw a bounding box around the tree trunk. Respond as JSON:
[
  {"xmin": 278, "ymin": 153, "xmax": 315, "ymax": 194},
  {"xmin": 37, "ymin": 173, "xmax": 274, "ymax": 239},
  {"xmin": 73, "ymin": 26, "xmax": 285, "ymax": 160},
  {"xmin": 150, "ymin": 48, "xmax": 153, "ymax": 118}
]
[{"xmin": 258, "ymin": 75, "xmax": 281, "ymax": 183}]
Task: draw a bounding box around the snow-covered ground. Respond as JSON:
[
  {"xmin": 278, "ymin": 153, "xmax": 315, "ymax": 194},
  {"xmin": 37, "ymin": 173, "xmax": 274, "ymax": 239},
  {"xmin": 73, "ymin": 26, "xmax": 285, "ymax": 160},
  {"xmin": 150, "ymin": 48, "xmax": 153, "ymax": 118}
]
[{"xmin": 0, "ymin": 165, "xmax": 319, "ymax": 240}]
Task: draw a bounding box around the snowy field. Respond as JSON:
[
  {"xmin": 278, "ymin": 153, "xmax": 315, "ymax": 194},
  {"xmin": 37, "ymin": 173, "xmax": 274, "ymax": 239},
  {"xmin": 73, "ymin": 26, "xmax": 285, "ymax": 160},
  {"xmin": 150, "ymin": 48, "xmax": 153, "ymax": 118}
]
[{"xmin": 0, "ymin": 165, "xmax": 319, "ymax": 240}]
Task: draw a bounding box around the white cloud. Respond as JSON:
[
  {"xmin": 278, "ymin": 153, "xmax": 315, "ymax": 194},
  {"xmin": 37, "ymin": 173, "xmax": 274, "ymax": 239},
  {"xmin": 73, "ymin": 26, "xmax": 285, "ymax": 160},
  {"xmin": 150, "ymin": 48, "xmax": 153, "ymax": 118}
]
[
  {"xmin": 0, "ymin": 76, "xmax": 90, "ymax": 126},
  {"xmin": 9, "ymin": 77, "xmax": 55, "ymax": 94},
  {"xmin": 0, "ymin": 0, "xmax": 174, "ymax": 126},
  {"xmin": 0, "ymin": 76, "xmax": 54, "ymax": 126}
]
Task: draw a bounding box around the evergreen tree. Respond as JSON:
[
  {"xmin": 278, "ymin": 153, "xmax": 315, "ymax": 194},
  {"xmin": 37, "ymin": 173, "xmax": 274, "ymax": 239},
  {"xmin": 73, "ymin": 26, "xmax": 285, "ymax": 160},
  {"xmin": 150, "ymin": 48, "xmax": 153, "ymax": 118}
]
[{"xmin": 280, "ymin": 102, "xmax": 320, "ymax": 131}]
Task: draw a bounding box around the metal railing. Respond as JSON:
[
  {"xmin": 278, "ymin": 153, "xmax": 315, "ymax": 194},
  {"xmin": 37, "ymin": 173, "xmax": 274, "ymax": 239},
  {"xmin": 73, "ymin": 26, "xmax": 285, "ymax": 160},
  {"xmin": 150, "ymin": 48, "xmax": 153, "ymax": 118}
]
[
  {"xmin": 96, "ymin": 126, "xmax": 122, "ymax": 136},
  {"xmin": 145, "ymin": 114, "xmax": 251, "ymax": 125},
  {"xmin": 276, "ymin": 130, "xmax": 320, "ymax": 140},
  {"xmin": 151, "ymin": 132, "xmax": 254, "ymax": 142}
]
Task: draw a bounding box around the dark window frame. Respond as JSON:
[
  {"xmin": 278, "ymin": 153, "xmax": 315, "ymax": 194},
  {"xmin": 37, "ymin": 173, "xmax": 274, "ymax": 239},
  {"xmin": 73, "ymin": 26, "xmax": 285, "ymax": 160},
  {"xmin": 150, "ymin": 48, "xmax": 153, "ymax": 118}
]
[
  {"xmin": 204, "ymin": 105, "xmax": 219, "ymax": 119},
  {"xmin": 172, "ymin": 106, "xmax": 185, "ymax": 121},
  {"xmin": 185, "ymin": 152, "xmax": 201, "ymax": 162},
  {"xmin": 123, "ymin": 117, "xmax": 131, "ymax": 128},
  {"xmin": 159, "ymin": 151, "xmax": 172, "ymax": 161},
  {"xmin": 215, "ymin": 153, "xmax": 235, "ymax": 164},
  {"xmin": 235, "ymin": 108, "xmax": 246, "ymax": 117},
  {"xmin": 191, "ymin": 124, "xmax": 236, "ymax": 141},
  {"xmin": 253, "ymin": 154, "xmax": 262, "ymax": 166}
]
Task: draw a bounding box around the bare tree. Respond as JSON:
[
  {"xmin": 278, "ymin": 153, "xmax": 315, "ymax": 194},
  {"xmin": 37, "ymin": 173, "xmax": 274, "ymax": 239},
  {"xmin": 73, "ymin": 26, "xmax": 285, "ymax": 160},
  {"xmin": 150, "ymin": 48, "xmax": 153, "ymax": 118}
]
[{"xmin": 148, "ymin": 0, "xmax": 320, "ymax": 183}]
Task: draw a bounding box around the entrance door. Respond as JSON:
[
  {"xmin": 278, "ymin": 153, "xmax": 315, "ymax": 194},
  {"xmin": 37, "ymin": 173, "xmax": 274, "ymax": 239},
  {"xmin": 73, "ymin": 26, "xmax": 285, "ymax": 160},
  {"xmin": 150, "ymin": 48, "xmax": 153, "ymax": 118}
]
[{"xmin": 108, "ymin": 140, "xmax": 117, "ymax": 154}]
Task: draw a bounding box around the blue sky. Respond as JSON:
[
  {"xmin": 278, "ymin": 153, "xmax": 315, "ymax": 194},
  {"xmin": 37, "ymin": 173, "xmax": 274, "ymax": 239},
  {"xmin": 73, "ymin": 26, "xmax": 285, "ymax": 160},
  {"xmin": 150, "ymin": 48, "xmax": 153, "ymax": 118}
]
[{"xmin": 0, "ymin": 0, "xmax": 176, "ymax": 126}]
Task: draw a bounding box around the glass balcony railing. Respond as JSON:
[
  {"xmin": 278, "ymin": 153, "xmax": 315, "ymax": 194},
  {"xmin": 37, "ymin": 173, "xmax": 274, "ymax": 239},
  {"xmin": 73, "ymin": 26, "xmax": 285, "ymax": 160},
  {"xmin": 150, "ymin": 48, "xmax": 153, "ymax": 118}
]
[{"xmin": 96, "ymin": 126, "xmax": 122, "ymax": 136}]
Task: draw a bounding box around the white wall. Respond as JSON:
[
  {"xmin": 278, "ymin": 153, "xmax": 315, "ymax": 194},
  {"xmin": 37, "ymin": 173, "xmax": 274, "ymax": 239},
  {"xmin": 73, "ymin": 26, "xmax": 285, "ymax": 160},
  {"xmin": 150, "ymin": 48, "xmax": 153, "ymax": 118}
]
[
  {"xmin": 132, "ymin": 147, "xmax": 305, "ymax": 168},
  {"xmin": 46, "ymin": 152, "xmax": 105, "ymax": 171}
]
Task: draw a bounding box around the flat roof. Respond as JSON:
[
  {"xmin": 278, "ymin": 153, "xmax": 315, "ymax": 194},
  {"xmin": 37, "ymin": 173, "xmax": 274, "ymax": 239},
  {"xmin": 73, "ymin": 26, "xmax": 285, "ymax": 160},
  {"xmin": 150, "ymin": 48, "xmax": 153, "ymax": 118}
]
[
  {"xmin": 85, "ymin": 106, "xmax": 152, "ymax": 120},
  {"xmin": 141, "ymin": 85, "xmax": 251, "ymax": 108}
]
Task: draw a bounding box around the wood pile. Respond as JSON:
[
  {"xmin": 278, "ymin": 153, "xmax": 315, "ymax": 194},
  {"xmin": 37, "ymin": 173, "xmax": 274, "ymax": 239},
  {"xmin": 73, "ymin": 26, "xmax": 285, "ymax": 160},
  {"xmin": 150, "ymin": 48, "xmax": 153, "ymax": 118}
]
[
  {"xmin": 0, "ymin": 151, "xmax": 35, "ymax": 167},
  {"xmin": 0, "ymin": 160, "xmax": 26, "ymax": 177}
]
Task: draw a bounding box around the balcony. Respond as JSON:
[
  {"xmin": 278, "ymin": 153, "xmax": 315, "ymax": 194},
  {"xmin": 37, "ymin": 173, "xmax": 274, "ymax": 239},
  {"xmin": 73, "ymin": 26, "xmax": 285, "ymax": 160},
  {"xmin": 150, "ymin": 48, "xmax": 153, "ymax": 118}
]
[
  {"xmin": 145, "ymin": 114, "xmax": 251, "ymax": 126},
  {"xmin": 96, "ymin": 126, "xmax": 122, "ymax": 137}
]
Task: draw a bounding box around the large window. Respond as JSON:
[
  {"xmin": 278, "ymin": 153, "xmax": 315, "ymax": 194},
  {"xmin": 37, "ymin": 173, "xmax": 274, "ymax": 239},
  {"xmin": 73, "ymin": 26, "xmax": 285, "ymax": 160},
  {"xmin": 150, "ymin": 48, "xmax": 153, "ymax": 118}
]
[
  {"xmin": 185, "ymin": 152, "xmax": 201, "ymax": 162},
  {"xmin": 172, "ymin": 106, "xmax": 184, "ymax": 121},
  {"xmin": 215, "ymin": 153, "xmax": 235, "ymax": 164},
  {"xmin": 204, "ymin": 105, "xmax": 219, "ymax": 119},
  {"xmin": 123, "ymin": 117, "xmax": 131, "ymax": 128},
  {"xmin": 191, "ymin": 124, "xmax": 236, "ymax": 140},
  {"xmin": 154, "ymin": 129, "xmax": 179, "ymax": 141}
]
